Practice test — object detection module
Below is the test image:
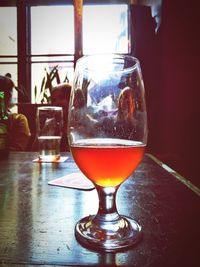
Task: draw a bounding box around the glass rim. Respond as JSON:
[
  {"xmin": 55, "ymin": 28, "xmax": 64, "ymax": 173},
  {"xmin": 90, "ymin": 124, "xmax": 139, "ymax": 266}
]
[
  {"xmin": 37, "ymin": 106, "xmax": 62, "ymax": 111},
  {"xmin": 76, "ymin": 54, "xmax": 140, "ymax": 74}
]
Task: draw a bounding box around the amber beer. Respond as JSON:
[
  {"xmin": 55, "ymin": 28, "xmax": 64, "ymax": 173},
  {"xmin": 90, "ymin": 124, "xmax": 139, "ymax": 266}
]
[{"xmin": 71, "ymin": 138, "xmax": 145, "ymax": 187}]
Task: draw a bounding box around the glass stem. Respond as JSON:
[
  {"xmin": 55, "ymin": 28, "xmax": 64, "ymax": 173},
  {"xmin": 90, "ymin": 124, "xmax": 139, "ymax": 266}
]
[{"xmin": 94, "ymin": 185, "xmax": 120, "ymax": 223}]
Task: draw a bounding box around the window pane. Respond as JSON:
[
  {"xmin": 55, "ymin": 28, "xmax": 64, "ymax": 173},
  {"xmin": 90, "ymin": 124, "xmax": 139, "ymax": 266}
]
[
  {"xmin": 31, "ymin": 6, "xmax": 74, "ymax": 55},
  {"xmin": 83, "ymin": 4, "xmax": 129, "ymax": 54},
  {"xmin": 0, "ymin": 7, "xmax": 17, "ymax": 108},
  {"xmin": 0, "ymin": 7, "xmax": 17, "ymax": 55},
  {"xmin": 31, "ymin": 59, "xmax": 74, "ymax": 103},
  {"xmin": 0, "ymin": 64, "xmax": 17, "ymax": 82},
  {"xmin": 0, "ymin": 63, "xmax": 18, "ymax": 112},
  {"xmin": 0, "ymin": 57, "xmax": 17, "ymax": 63}
]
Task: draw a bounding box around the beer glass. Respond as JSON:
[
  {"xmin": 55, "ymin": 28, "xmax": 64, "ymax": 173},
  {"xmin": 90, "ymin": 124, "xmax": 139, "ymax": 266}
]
[{"xmin": 68, "ymin": 54, "xmax": 148, "ymax": 251}]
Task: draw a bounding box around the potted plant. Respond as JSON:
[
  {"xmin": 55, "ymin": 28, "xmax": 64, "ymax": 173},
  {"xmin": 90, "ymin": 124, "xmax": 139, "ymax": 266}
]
[{"xmin": 34, "ymin": 65, "xmax": 70, "ymax": 104}]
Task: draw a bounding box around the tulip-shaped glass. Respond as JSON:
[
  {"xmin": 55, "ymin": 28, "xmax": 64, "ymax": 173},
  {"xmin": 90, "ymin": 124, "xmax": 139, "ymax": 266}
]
[{"xmin": 68, "ymin": 54, "xmax": 148, "ymax": 251}]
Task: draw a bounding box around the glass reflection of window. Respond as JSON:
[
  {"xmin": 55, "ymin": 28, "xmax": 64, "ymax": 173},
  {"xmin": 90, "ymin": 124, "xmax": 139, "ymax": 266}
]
[
  {"xmin": 30, "ymin": 172, "xmax": 98, "ymax": 263},
  {"xmin": 83, "ymin": 4, "xmax": 129, "ymax": 55}
]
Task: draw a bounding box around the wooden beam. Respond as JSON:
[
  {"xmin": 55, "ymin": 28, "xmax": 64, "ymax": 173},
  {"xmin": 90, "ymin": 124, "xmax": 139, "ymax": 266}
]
[{"xmin": 74, "ymin": 0, "xmax": 83, "ymax": 66}]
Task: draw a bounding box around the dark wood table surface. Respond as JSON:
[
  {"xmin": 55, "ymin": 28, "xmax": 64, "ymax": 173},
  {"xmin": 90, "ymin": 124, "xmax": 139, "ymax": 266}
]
[{"xmin": 0, "ymin": 152, "xmax": 199, "ymax": 267}]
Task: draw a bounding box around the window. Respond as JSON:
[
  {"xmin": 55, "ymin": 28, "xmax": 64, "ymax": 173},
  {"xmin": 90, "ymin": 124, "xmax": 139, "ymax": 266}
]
[
  {"xmin": 31, "ymin": 5, "xmax": 75, "ymax": 103},
  {"xmin": 0, "ymin": 7, "xmax": 18, "ymax": 105},
  {"xmin": 0, "ymin": 1, "xmax": 130, "ymax": 104},
  {"xmin": 83, "ymin": 4, "xmax": 129, "ymax": 54}
]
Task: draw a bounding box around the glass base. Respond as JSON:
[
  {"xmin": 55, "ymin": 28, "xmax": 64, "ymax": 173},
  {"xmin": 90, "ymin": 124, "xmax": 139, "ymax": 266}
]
[{"xmin": 75, "ymin": 214, "xmax": 142, "ymax": 251}]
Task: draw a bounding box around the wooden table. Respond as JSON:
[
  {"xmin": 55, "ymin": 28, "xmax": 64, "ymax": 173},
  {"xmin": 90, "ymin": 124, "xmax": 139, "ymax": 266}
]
[{"xmin": 0, "ymin": 152, "xmax": 199, "ymax": 266}]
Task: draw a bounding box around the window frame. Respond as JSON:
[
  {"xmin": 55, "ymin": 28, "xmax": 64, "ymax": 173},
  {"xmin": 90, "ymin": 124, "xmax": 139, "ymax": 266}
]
[{"xmin": 0, "ymin": 0, "xmax": 131, "ymax": 103}]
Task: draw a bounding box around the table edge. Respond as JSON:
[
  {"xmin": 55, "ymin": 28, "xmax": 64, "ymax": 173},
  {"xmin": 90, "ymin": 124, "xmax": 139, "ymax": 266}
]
[{"xmin": 146, "ymin": 153, "xmax": 200, "ymax": 197}]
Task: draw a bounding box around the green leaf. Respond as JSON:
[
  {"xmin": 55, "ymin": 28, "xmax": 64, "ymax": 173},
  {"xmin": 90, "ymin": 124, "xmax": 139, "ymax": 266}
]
[
  {"xmin": 63, "ymin": 72, "xmax": 69, "ymax": 83},
  {"xmin": 55, "ymin": 69, "xmax": 61, "ymax": 84},
  {"xmin": 50, "ymin": 65, "xmax": 58, "ymax": 80},
  {"xmin": 34, "ymin": 85, "xmax": 37, "ymax": 102},
  {"xmin": 43, "ymin": 91, "xmax": 49, "ymax": 103},
  {"xmin": 41, "ymin": 76, "xmax": 46, "ymax": 91}
]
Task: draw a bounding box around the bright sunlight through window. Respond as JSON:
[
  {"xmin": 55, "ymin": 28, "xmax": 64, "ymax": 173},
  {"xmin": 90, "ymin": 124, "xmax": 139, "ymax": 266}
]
[{"xmin": 83, "ymin": 5, "xmax": 129, "ymax": 55}]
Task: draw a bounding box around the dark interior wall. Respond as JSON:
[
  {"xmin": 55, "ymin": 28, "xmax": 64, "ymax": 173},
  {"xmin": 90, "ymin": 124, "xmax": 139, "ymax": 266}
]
[
  {"xmin": 161, "ymin": 0, "xmax": 199, "ymax": 185},
  {"xmin": 130, "ymin": 5, "xmax": 163, "ymax": 155},
  {"xmin": 131, "ymin": 1, "xmax": 200, "ymax": 186}
]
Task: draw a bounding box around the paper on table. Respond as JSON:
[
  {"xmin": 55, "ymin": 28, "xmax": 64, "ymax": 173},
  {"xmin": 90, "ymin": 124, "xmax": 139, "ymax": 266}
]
[
  {"xmin": 33, "ymin": 156, "xmax": 69, "ymax": 163},
  {"xmin": 48, "ymin": 172, "xmax": 95, "ymax": 191}
]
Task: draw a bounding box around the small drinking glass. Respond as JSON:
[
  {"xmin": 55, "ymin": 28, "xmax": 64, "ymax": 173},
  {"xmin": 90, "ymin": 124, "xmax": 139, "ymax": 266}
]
[
  {"xmin": 37, "ymin": 106, "xmax": 63, "ymax": 161},
  {"xmin": 68, "ymin": 54, "xmax": 148, "ymax": 251}
]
